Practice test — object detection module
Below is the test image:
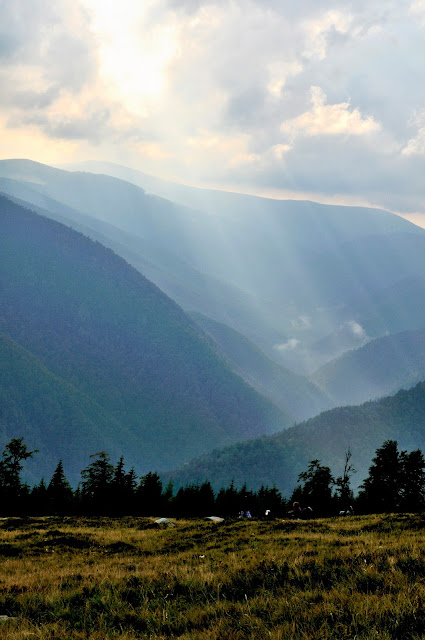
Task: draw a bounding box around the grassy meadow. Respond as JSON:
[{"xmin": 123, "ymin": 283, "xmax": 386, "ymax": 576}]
[{"xmin": 0, "ymin": 515, "xmax": 424, "ymax": 638}]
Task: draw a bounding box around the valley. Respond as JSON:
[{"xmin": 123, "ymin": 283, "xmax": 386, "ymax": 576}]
[{"xmin": 1, "ymin": 159, "xmax": 425, "ymax": 495}]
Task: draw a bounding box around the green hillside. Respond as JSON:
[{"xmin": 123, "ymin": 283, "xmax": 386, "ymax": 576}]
[
  {"xmin": 166, "ymin": 382, "xmax": 425, "ymax": 496},
  {"xmin": 0, "ymin": 195, "xmax": 288, "ymax": 481},
  {"xmin": 0, "ymin": 332, "xmax": 138, "ymax": 485}
]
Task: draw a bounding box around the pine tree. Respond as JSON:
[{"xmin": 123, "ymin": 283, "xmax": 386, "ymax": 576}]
[
  {"xmin": 335, "ymin": 449, "xmax": 356, "ymax": 511},
  {"xmin": 216, "ymin": 480, "xmax": 239, "ymax": 517},
  {"xmin": 47, "ymin": 460, "xmax": 73, "ymax": 514},
  {"xmin": 399, "ymin": 449, "xmax": 425, "ymax": 512},
  {"xmin": 111, "ymin": 457, "xmax": 137, "ymax": 514},
  {"xmin": 358, "ymin": 440, "xmax": 401, "ymax": 513},
  {"xmin": 80, "ymin": 451, "xmax": 114, "ymax": 513},
  {"xmin": 137, "ymin": 472, "xmax": 163, "ymax": 516}
]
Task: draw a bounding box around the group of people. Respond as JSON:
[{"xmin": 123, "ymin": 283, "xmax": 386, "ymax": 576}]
[
  {"xmin": 287, "ymin": 501, "xmax": 313, "ymax": 519},
  {"xmin": 237, "ymin": 501, "xmax": 354, "ymax": 520}
]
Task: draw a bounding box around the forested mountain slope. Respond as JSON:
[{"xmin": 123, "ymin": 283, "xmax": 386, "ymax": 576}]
[
  {"xmin": 0, "ymin": 161, "xmax": 289, "ymax": 360},
  {"xmin": 0, "ymin": 195, "xmax": 288, "ymax": 482},
  {"xmin": 0, "ymin": 332, "xmax": 137, "ymax": 485},
  {"xmin": 312, "ymin": 328, "xmax": 425, "ymax": 407},
  {"xmin": 191, "ymin": 313, "xmax": 331, "ymax": 421},
  {"xmin": 2, "ymin": 159, "xmax": 425, "ymax": 375},
  {"xmin": 166, "ymin": 382, "xmax": 425, "ymax": 496}
]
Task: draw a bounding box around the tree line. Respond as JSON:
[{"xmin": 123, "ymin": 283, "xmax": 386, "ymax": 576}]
[{"xmin": 0, "ymin": 438, "xmax": 424, "ymax": 518}]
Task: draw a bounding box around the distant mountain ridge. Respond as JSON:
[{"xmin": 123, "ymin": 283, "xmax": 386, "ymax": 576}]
[
  {"xmin": 1, "ymin": 159, "xmax": 425, "ymax": 376},
  {"xmin": 312, "ymin": 327, "xmax": 425, "ymax": 407},
  {"xmin": 165, "ymin": 381, "xmax": 425, "ymax": 496},
  {"xmin": 0, "ymin": 194, "xmax": 288, "ymax": 483}
]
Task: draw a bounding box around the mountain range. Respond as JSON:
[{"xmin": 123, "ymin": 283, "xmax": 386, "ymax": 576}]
[
  {"xmin": 2, "ymin": 159, "xmax": 425, "ymax": 374},
  {"xmin": 2, "ymin": 158, "xmax": 425, "ymax": 490},
  {"xmin": 165, "ymin": 381, "xmax": 425, "ymax": 496},
  {"xmin": 0, "ymin": 195, "xmax": 287, "ymax": 484}
]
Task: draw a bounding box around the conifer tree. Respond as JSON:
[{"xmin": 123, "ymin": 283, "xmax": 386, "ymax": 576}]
[
  {"xmin": 399, "ymin": 449, "xmax": 425, "ymax": 511},
  {"xmin": 80, "ymin": 451, "xmax": 114, "ymax": 513},
  {"xmin": 137, "ymin": 472, "xmax": 163, "ymax": 516},
  {"xmin": 358, "ymin": 440, "xmax": 401, "ymax": 512},
  {"xmin": 47, "ymin": 460, "xmax": 73, "ymax": 514}
]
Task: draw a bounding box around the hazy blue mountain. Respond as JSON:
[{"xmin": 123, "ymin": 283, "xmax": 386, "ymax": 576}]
[
  {"xmin": 165, "ymin": 382, "xmax": 425, "ymax": 496},
  {"xmin": 2, "ymin": 159, "xmax": 425, "ymax": 374},
  {"xmin": 0, "ymin": 161, "xmax": 289, "ymax": 359},
  {"xmin": 0, "ymin": 194, "xmax": 289, "ymax": 482},
  {"xmin": 348, "ymin": 276, "xmax": 425, "ymax": 337},
  {"xmin": 191, "ymin": 313, "xmax": 331, "ymax": 421},
  {"xmin": 0, "ymin": 180, "xmax": 276, "ymax": 348},
  {"xmin": 312, "ymin": 328, "xmax": 425, "ymax": 407},
  {"xmin": 63, "ymin": 161, "xmax": 421, "ymax": 241}
]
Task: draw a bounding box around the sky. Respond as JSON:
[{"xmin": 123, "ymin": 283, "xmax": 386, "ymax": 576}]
[{"xmin": 2, "ymin": 0, "xmax": 425, "ymax": 225}]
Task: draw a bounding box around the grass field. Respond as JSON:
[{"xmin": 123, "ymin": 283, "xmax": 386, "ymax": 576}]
[{"xmin": 0, "ymin": 514, "xmax": 424, "ymax": 638}]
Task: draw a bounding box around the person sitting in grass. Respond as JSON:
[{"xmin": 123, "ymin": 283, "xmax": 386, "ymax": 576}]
[{"xmin": 288, "ymin": 501, "xmax": 302, "ymax": 518}]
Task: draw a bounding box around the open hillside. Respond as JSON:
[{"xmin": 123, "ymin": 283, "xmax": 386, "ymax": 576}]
[
  {"xmin": 166, "ymin": 381, "xmax": 425, "ymax": 496},
  {"xmin": 0, "ymin": 195, "xmax": 288, "ymax": 483}
]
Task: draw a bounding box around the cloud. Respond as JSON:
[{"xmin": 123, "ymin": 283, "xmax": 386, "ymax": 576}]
[
  {"xmin": 275, "ymin": 339, "xmax": 301, "ymax": 352},
  {"xmin": 345, "ymin": 320, "xmax": 368, "ymax": 340},
  {"xmin": 2, "ymin": 1, "xmax": 425, "ymax": 215},
  {"xmin": 280, "ymin": 86, "xmax": 381, "ymax": 139}
]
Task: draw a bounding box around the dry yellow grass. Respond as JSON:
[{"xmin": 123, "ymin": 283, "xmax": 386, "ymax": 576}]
[{"xmin": 0, "ymin": 514, "xmax": 423, "ymax": 638}]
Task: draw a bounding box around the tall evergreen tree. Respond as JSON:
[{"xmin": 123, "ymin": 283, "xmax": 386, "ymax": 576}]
[
  {"xmin": 111, "ymin": 457, "xmax": 137, "ymax": 514},
  {"xmin": 291, "ymin": 459, "xmax": 335, "ymax": 516},
  {"xmin": 80, "ymin": 451, "xmax": 114, "ymax": 513},
  {"xmin": 399, "ymin": 449, "xmax": 425, "ymax": 512},
  {"xmin": 47, "ymin": 460, "xmax": 73, "ymax": 514},
  {"xmin": 215, "ymin": 481, "xmax": 239, "ymax": 517},
  {"xmin": 358, "ymin": 440, "xmax": 402, "ymax": 513},
  {"xmin": 137, "ymin": 472, "xmax": 163, "ymax": 516}
]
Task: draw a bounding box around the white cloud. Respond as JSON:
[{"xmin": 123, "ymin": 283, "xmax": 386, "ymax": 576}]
[
  {"xmin": 280, "ymin": 86, "xmax": 381, "ymax": 139},
  {"xmin": 2, "ymin": 1, "xmax": 425, "ymax": 215},
  {"xmin": 409, "ymin": 0, "xmax": 425, "ymax": 22}
]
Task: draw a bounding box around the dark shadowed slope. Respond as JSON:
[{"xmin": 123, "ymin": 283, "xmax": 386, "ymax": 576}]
[
  {"xmin": 0, "ymin": 332, "xmax": 138, "ymax": 486},
  {"xmin": 165, "ymin": 382, "xmax": 425, "ymax": 496},
  {"xmin": 0, "ymin": 195, "xmax": 289, "ymax": 482}
]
